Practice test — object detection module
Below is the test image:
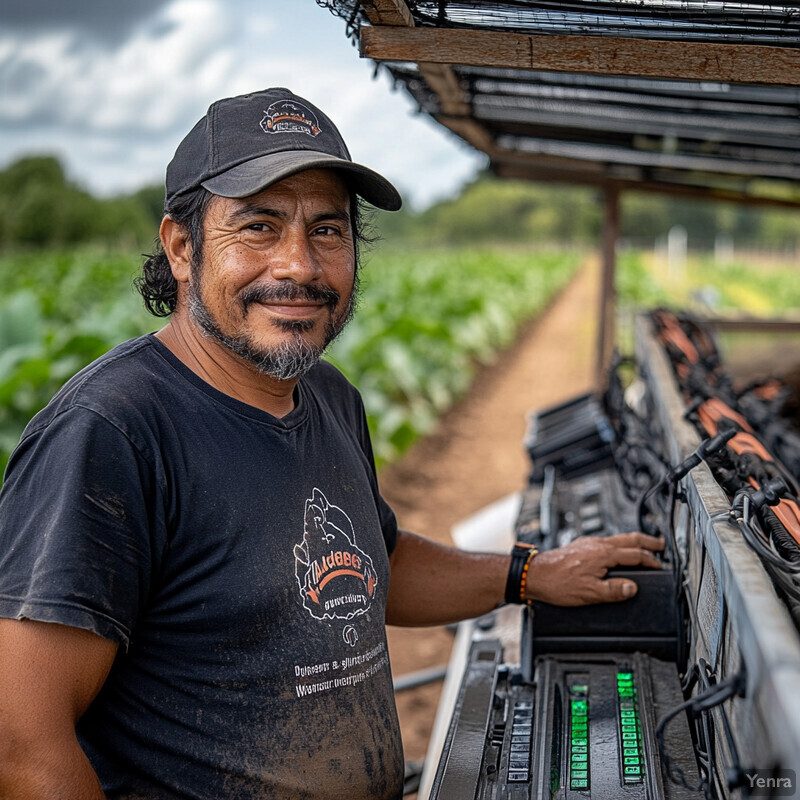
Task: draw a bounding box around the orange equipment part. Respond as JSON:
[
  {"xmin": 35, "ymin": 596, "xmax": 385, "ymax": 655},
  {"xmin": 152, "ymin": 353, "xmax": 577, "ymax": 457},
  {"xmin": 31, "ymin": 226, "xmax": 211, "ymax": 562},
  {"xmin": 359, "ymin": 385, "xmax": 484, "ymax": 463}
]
[{"xmin": 696, "ymin": 398, "xmax": 753, "ymax": 437}]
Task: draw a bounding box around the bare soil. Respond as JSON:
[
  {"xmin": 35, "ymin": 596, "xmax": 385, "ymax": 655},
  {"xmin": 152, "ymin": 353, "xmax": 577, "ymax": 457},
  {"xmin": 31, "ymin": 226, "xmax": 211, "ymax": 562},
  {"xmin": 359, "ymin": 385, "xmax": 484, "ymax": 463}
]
[{"xmin": 378, "ymin": 259, "xmax": 600, "ymax": 781}]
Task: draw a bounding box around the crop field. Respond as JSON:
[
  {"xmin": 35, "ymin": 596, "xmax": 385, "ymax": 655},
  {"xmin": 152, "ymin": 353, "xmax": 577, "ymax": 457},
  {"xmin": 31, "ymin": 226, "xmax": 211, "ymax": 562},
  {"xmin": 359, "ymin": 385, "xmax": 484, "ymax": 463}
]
[
  {"xmin": 4, "ymin": 246, "xmax": 793, "ymax": 476},
  {"xmin": 0, "ymin": 246, "xmax": 580, "ymax": 474},
  {"xmin": 617, "ymin": 250, "xmax": 800, "ymax": 314},
  {"xmin": 614, "ymin": 250, "xmax": 800, "ymax": 351},
  {"xmin": 328, "ymin": 248, "xmax": 580, "ymax": 464}
]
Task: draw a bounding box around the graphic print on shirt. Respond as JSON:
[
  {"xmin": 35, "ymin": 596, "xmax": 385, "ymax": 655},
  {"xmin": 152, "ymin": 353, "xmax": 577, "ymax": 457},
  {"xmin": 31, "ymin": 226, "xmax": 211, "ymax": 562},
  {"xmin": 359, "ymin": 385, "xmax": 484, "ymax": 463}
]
[{"xmin": 293, "ymin": 488, "xmax": 378, "ymax": 621}]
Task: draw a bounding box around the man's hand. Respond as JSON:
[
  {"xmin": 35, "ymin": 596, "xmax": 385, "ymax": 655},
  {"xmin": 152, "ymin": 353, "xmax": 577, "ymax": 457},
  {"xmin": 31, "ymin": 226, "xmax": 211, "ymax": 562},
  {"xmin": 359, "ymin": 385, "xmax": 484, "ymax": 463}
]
[{"xmin": 524, "ymin": 532, "xmax": 665, "ymax": 607}]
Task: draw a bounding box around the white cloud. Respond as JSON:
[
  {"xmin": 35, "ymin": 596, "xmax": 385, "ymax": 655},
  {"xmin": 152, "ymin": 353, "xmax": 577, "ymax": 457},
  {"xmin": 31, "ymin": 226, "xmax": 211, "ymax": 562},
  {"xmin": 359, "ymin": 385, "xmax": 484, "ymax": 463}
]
[
  {"xmin": 0, "ymin": 0, "xmax": 482, "ymax": 207},
  {"xmin": 75, "ymin": 0, "xmax": 238, "ymax": 132}
]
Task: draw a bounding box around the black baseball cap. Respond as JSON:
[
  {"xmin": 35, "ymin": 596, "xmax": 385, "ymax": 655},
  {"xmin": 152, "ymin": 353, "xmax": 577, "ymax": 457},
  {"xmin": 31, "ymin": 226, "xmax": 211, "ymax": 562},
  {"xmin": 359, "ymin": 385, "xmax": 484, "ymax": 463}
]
[{"xmin": 165, "ymin": 88, "xmax": 402, "ymax": 211}]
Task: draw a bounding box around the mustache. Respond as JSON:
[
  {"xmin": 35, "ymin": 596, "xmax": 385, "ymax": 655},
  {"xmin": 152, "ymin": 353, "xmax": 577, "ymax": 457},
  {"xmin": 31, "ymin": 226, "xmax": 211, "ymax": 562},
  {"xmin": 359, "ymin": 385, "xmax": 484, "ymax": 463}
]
[{"xmin": 240, "ymin": 282, "xmax": 341, "ymax": 313}]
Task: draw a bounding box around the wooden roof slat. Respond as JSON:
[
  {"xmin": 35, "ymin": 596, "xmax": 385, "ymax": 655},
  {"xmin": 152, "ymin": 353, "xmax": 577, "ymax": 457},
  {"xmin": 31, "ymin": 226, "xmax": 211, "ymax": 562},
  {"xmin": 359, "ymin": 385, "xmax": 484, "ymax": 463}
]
[
  {"xmin": 474, "ymin": 103, "xmax": 800, "ymax": 152},
  {"xmin": 493, "ymin": 161, "xmax": 800, "ymax": 208},
  {"xmin": 493, "ymin": 145, "xmax": 783, "ymax": 183},
  {"xmin": 455, "ymin": 65, "xmax": 800, "ymax": 104},
  {"xmin": 417, "ymin": 63, "xmax": 471, "ymax": 115},
  {"xmin": 498, "ymin": 134, "xmax": 800, "ymax": 179},
  {"xmin": 360, "ymin": 25, "xmax": 800, "ymax": 86},
  {"xmin": 357, "ymin": 0, "xmax": 414, "ymax": 27},
  {"xmin": 435, "ymin": 114, "xmax": 497, "ymax": 154},
  {"xmin": 358, "ymin": 1, "xmax": 496, "ymax": 145},
  {"xmin": 474, "ymin": 84, "xmax": 798, "ymax": 118}
]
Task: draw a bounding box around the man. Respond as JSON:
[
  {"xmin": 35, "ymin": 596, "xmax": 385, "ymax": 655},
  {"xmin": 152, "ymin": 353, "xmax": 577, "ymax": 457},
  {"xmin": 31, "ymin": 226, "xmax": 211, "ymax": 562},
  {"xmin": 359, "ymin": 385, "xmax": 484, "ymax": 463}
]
[{"xmin": 0, "ymin": 88, "xmax": 662, "ymax": 799}]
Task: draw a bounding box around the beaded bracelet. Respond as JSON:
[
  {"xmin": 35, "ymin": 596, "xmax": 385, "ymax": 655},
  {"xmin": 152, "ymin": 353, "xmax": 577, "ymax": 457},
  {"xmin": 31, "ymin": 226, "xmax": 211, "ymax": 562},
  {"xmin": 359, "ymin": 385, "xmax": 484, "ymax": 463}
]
[{"xmin": 504, "ymin": 542, "xmax": 539, "ymax": 605}]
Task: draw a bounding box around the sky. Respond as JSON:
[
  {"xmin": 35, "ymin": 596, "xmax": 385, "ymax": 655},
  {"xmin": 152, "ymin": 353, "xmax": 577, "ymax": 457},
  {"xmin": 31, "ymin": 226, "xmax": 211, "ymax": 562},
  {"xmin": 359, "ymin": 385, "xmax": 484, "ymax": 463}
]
[{"xmin": 0, "ymin": 0, "xmax": 486, "ymax": 210}]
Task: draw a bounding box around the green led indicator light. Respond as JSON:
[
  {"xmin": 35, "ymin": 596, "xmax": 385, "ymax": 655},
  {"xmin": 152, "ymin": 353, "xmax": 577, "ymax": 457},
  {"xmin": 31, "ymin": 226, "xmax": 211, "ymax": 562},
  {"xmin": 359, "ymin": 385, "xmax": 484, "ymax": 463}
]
[
  {"xmin": 568, "ymin": 680, "xmax": 590, "ymax": 791},
  {"xmin": 616, "ymin": 670, "xmax": 644, "ymax": 785}
]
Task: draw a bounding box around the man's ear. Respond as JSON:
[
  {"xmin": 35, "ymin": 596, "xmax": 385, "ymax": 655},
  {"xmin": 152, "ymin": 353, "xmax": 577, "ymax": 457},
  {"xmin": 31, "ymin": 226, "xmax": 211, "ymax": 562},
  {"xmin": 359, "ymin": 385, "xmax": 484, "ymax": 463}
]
[{"xmin": 160, "ymin": 216, "xmax": 192, "ymax": 283}]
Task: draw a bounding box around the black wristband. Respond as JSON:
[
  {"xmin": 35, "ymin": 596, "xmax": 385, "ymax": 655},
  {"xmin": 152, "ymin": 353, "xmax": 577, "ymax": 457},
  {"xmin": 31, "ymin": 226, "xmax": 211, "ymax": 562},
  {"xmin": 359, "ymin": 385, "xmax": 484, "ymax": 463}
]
[{"xmin": 505, "ymin": 543, "xmax": 537, "ymax": 604}]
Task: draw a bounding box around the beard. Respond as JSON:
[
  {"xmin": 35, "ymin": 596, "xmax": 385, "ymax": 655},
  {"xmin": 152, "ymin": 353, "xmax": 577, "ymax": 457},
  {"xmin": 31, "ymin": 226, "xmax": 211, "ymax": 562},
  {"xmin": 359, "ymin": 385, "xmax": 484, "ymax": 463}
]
[{"xmin": 188, "ymin": 272, "xmax": 359, "ymax": 381}]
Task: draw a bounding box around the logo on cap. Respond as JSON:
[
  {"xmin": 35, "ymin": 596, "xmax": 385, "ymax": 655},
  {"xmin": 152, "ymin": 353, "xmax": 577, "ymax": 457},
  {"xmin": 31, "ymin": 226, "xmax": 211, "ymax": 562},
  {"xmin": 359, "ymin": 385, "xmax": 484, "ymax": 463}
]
[{"xmin": 260, "ymin": 100, "xmax": 321, "ymax": 137}]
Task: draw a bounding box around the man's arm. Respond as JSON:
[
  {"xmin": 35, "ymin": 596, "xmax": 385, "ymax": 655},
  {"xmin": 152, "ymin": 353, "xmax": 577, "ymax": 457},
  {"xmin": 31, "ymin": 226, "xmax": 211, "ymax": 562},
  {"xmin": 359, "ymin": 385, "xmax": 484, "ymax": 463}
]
[
  {"xmin": 0, "ymin": 618, "xmax": 118, "ymax": 800},
  {"xmin": 386, "ymin": 530, "xmax": 664, "ymax": 626}
]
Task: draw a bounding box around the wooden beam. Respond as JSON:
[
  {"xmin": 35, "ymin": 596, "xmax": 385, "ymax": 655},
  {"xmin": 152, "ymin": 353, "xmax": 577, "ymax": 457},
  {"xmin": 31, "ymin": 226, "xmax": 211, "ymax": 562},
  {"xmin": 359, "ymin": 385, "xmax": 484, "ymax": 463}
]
[
  {"xmin": 360, "ymin": 26, "xmax": 800, "ymax": 86},
  {"xmin": 436, "ymin": 114, "xmax": 496, "ymax": 154},
  {"xmin": 494, "ymin": 150, "xmax": 610, "ymax": 175},
  {"xmin": 706, "ymin": 317, "xmax": 800, "ymax": 333},
  {"xmin": 357, "ymin": 0, "xmax": 414, "ymax": 27},
  {"xmin": 494, "ymin": 161, "xmax": 800, "ymax": 209},
  {"xmin": 495, "ymin": 162, "xmax": 613, "ymax": 186},
  {"xmin": 419, "ymin": 64, "xmax": 470, "ymax": 115}
]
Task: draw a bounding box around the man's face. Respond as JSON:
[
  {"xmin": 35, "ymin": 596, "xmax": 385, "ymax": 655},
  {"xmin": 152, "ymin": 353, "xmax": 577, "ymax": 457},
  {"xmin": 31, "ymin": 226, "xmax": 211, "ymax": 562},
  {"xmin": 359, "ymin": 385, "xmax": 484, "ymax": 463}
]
[{"xmin": 187, "ymin": 169, "xmax": 358, "ymax": 380}]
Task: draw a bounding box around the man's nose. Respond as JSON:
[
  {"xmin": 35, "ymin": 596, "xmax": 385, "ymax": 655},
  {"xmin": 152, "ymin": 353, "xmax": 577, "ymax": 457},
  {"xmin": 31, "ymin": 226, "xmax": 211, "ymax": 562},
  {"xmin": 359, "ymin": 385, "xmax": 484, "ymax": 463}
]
[{"xmin": 269, "ymin": 229, "xmax": 322, "ymax": 284}]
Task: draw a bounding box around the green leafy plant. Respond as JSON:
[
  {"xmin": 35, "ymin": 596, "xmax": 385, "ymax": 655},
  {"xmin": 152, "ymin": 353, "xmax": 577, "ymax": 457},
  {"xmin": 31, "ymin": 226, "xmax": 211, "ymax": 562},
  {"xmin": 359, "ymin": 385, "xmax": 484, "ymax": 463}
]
[
  {"xmin": 0, "ymin": 246, "xmax": 578, "ymax": 475},
  {"xmin": 327, "ymin": 248, "xmax": 579, "ymax": 464}
]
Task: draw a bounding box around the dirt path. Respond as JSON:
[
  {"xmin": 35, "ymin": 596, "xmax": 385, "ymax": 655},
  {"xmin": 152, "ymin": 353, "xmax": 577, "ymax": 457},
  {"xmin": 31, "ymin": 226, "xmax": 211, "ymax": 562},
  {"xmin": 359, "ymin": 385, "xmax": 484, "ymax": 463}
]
[{"xmin": 378, "ymin": 258, "xmax": 600, "ymax": 776}]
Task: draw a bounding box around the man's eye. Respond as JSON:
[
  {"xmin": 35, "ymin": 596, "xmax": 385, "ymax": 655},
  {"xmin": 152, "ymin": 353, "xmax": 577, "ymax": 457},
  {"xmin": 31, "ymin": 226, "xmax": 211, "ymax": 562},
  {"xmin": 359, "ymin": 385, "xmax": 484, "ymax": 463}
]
[
  {"xmin": 313, "ymin": 226, "xmax": 340, "ymax": 236},
  {"xmin": 246, "ymin": 223, "xmax": 270, "ymax": 232}
]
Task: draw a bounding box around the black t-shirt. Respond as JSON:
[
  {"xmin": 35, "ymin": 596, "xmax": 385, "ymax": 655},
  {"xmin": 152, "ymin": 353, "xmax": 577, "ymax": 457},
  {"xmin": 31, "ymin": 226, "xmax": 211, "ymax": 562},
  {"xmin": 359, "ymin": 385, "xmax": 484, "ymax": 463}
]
[{"xmin": 0, "ymin": 335, "xmax": 403, "ymax": 799}]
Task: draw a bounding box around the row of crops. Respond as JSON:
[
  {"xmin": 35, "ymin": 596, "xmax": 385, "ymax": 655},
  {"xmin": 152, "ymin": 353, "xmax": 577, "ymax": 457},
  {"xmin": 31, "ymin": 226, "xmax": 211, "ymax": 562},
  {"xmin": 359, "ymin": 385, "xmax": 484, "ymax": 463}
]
[
  {"xmin": 328, "ymin": 249, "xmax": 580, "ymax": 464},
  {"xmin": 618, "ymin": 250, "xmax": 800, "ymax": 313},
  {"xmin": 4, "ymin": 245, "xmax": 792, "ymax": 476},
  {"xmin": 0, "ymin": 246, "xmax": 580, "ymax": 474}
]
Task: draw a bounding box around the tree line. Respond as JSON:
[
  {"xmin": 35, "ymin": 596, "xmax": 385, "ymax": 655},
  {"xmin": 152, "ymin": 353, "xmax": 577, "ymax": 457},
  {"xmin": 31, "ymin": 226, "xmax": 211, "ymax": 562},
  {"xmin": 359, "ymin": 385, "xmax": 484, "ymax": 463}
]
[
  {"xmin": 2, "ymin": 155, "xmax": 799, "ymax": 251},
  {"xmin": 0, "ymin": 157, "xmax": 163, "ymax": 250}
]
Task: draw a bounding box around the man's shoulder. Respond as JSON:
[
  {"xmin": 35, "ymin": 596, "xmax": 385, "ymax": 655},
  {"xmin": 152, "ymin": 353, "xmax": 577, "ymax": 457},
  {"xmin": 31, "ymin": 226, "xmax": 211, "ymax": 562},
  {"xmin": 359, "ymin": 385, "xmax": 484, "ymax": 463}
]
[{"xmin": 27, "ymin": 335, "xmax": 171, "ymax": 431}]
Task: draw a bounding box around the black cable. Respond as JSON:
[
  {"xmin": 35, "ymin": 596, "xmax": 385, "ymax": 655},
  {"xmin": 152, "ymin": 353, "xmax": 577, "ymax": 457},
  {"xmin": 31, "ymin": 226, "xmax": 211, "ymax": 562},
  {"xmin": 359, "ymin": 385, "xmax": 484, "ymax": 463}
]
[
  {"xmin": 637, "ymin": 429, "xmax": 736, "ymax": 534},
  {"xmin": 658, "ymin": 660, "xmax": 746, "ymax": 798},
  {"xmin": 712, "ymin": 502, "xmax": 800, "ymax": 614},
  {"xmin": 728, "ymin": 492, "xmax": 800, "ymax": 575}
]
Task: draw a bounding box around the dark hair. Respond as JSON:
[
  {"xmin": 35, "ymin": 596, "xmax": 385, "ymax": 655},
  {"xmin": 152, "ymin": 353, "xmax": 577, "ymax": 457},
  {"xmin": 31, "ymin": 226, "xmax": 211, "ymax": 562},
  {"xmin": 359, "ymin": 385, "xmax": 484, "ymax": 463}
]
[
  {"xmin": 136, "ymin": 187, "xmax": 213, "ymax": 317},
  {"xmin": 135, "ymin": 178, "xmax": 376, "ymax": 318}
]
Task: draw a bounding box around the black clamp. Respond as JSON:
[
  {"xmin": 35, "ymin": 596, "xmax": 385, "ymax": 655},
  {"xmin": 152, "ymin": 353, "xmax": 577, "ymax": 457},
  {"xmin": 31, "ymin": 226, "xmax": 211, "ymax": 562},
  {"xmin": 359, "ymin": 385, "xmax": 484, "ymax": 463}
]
[
  {"xmin": 668, "ymin": 428, "xmax": 736, "ymax": 484},
  {"xmin": 747, "ymin": 477, "xmax": 789, "ymax": 510}
]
